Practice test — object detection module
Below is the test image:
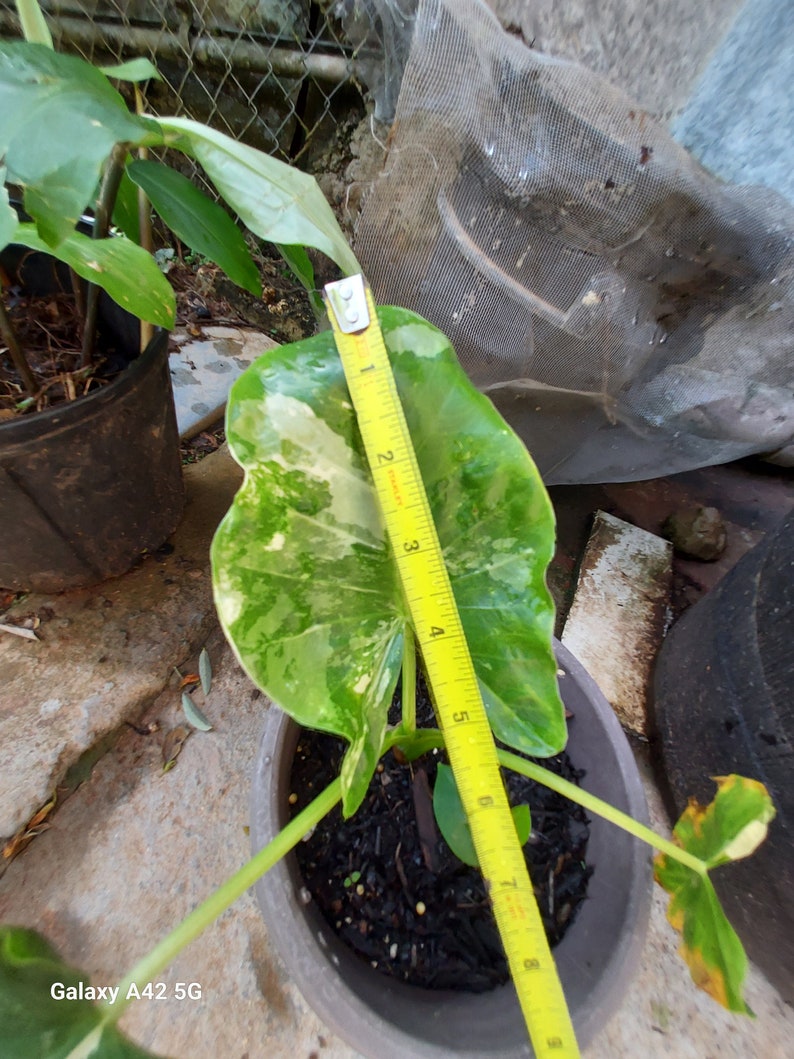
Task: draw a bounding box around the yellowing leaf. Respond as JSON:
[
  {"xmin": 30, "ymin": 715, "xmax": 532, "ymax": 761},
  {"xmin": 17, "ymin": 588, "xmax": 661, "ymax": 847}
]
[
  {"xmin": 161, "ymin": 725, "xmax": 190, "ymax": 771},
  {"xmin": 671, "ymin": 775, "xmax": 775, "ymax": 869},
  {"xmin": 653, "ymin": 774, "xmax": 774, "ymax": 1014}
]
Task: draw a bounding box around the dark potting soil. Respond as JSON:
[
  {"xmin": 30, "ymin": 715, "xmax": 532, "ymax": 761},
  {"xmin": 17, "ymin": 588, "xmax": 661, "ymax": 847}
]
[{"xmin": 290, "ymin": 677, "xmax": 592, "ymax": 993}]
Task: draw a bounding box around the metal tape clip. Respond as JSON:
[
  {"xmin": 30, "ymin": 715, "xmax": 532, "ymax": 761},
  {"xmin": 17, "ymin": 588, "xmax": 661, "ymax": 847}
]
[{"xmin": 324, "ymin": 274, "xmax": 370, "ymax": 334}]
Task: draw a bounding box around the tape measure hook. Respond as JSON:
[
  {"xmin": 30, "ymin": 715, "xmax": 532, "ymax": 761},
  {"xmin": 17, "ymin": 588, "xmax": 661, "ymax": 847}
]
[{"xmin": 325, "ymin": 274, "xmax": 370, "ymax": 334}]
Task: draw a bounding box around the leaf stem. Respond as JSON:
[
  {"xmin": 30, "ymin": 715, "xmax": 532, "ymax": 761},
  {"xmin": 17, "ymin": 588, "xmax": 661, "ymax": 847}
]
[
  {"xmin": 401, "ymin": 632, "xmax": 417, "ymax": 735},
  {"xmin": 81, "ymin": 142, "xmax": 129, "ymax": 368},
  {"xmin": 134, "ymin": 85, "xmax": 153, "ymax": 354},
  {"xmin": 496, "ymin": 748, "xmax": 706, "ymax": 876},
  {"xmin": 0, "ymin": 294, "xmax": 38, "ymax": 399},
  {"xmin": 390, "ymin": 725, "xmax": 706, "ymax": 876},
  {"xmin": 101, "ymin": 775, "xmax": 342, "ymax": 1023}
]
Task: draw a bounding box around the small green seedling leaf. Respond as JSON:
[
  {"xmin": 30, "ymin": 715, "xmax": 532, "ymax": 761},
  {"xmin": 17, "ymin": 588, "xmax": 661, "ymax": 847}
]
[
  {"xmin": 0, "ymin": 926, "xmax": 163, "ymax": 1057},
  {"xmin": 433, "ymin": 763, "xmax": 530, "ymax": 867},
  {"xmin": 198, "ymin": 648, "xmax": 212, "ymax": 697},
  {"xmin": 654, "ymin": 775, "xmax": 775, "ymax": 1013},
  {"xmin": 180, "ymin": 691, "xmax": 213, "ymax": 732},
  {"xmin": 512, "ymin": 802, "xmax": 532, "ymax": 845}
]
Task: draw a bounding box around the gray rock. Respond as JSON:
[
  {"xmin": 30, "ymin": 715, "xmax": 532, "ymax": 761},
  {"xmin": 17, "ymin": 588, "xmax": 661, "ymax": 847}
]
[{"xmin": 662, "ymin": 506, "xmax": 727, "ymax": 561}]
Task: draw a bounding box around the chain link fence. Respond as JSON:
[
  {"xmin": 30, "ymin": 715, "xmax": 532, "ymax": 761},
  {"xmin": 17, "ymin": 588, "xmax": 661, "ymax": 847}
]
[{"xmin": 0, "ymin": 1, "xmax": 368, "ymax": 165}]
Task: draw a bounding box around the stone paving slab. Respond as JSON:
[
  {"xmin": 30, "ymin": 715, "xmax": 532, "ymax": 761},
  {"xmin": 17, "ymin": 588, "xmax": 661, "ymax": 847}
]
[
  {"xmin": 170, "ymin": 326, "xmax": 278, "ymax": 440},
  {"xmin": 0, "ymin": 445, "xmax": 243, "ymax": 844},
  {"xmin": 0, "ymin": 631, "xmax": 790, "ymax": 1058}
]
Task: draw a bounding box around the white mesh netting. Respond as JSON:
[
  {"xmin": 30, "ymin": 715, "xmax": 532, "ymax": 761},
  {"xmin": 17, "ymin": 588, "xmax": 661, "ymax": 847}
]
[{"xmin": 352, "ymin": 0, "xmax": 794, "ymax": 483}]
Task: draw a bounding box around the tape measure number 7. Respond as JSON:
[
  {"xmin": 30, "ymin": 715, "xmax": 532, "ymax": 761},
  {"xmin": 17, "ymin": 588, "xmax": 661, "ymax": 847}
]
[{"xmin": 324, "ymin": 275, "xmax": 580, "ymax": 1059}]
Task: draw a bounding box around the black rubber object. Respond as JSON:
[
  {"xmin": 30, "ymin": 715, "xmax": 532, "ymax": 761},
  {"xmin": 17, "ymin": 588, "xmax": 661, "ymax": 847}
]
[{"xmin": 654, "ymin": 508, "xmax": 794, "ymax": 1003}]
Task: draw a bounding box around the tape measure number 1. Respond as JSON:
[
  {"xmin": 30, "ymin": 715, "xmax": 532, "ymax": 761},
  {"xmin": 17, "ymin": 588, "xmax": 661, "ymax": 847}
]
[{"xmin": 324, "ymin": 275, "xmax": 580, "ymax": 1059}]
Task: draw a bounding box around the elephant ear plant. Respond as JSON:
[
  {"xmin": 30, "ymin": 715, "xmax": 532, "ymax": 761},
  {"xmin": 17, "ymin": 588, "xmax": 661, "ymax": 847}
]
[
  {"xmin": 0, "ymin": 306, "xmax": 777, "ymax": 1054},
  {"xmin": 0, "ymin": 3, "xmax": 777, "ymax": 1054}
]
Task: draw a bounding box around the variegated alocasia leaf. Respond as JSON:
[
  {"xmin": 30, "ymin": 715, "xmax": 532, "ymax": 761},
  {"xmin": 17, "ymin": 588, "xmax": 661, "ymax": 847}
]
[
  {"xmin": 654, "ymin": 775, "xmax": 775, "ymax": 1012},
  {"xmin": 212, "ymin": 306, "xmax": 566, "ymax": 815}
]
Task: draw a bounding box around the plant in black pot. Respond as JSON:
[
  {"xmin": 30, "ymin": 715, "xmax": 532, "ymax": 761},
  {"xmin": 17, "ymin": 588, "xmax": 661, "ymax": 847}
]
[
  {"xmin": 0, "ymin": 296, "xmax": 776, "ymax": 1058},
  {"xmin": 0, "ymin": 0, "xmax": 357, "ymax": 592}
]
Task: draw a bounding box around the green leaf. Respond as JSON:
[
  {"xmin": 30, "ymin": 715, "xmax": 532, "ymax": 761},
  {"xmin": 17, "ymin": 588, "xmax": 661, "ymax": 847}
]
[
  {"xmin": 434, "ymin": 763, "xmax": 479, "ymax": 865},
  {"xmin": 181, "ymin": 690, "xmax": 213, "ymax": 732},
  {"xmin": 653, "ymin": 775, "xmax": 775, "ymax": 1013},
  {"xmin": 664, "ymin": 775, "xmax": 775, "ymax": 869},
  {"xmin": 0, "ymin": 42, "xmax": 163, "ymax": 245},
  {"xmin": 157, "ymin": 117, "xmax": 361, "ymax": 277},
  {"xmin": 127, "ymin": 159, "xmax": 261, "ymax": 296},
  {"xmin": 0, "ymin": 926, "xmax": 165, "ymax": 1058},
  {"xmin": 434, "ymin": 763, "xmax": 530, "ymax": 867},
  {"xmin": 275, "ymin": 243, "xmax": 325, "ymax": 319},
  {"xmin": 99, "ymin": 58, "xmax": 161, "ymax": 83},
  {"xmin": 212, "ymin": 307, "xmax": 565, "ymax": 816},
  {"xmin": 198, "ymin": 648, "xmax": 212, "ymax": 696},
  {"xmin": 13, "ymin": 223, "xmax": 175, "ymax": 327},
  {"xmin": 112, "ymin": 168, "xmax": 142, "ymax": 243},
  {"xmin": 0, "ymin": 176, "xmax": 17, "ymax": 250},
  {"xmin": 512, "ymin": 802, "xmax": 531, "ymax": 845}
]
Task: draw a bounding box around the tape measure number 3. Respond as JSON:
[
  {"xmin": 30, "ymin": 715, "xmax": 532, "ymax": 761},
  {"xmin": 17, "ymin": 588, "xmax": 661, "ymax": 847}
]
[{"xmin": 324, "ymin": 275, "xmax": 580, "ymax": 1059}]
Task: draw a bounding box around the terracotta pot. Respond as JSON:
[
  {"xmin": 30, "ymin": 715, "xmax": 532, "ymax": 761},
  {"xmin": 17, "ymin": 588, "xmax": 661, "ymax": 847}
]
[{"xmin": 250, "ymin": 640, "xmax": 652, "ymax": 1057}]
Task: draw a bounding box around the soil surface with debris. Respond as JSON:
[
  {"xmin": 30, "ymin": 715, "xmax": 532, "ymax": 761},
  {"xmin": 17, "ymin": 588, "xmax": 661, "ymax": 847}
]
[
  {"xmin": 290, "ymin": 678, "xmax": 591, "ymax": 992},
  {"xmin": 1, "ymin": 240, "xmax": 317, "ymax": 420}
]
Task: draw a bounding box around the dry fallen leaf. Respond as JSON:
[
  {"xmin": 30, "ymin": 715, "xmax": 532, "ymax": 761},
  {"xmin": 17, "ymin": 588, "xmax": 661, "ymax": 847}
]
[
  {"xmin": 0, "ymin": 622, "xmax": 39, "ymax": 641},
  {"xmin": 2, "ymin": 790, "xmax": 57, "ymax": 861},
  {"xmin": 161, "ymin": 726, "xmax": 190, "ymax": 772}
]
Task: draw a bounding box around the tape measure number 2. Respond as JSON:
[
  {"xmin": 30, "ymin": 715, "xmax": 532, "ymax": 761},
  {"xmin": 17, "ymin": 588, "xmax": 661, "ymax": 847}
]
[{"xmin": 324, "ymin": 275, "xmax": 580, "ymax": 1059}]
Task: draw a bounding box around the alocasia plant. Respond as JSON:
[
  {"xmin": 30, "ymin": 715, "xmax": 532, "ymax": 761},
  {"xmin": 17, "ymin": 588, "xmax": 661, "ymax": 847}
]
[
  {"xmin": 0, "ymin": 307, "xmax": 776, "ymax": 1059},
  {"xmin": 0, "ymin": 3, "xmax": 777, "ymax": 1054}
]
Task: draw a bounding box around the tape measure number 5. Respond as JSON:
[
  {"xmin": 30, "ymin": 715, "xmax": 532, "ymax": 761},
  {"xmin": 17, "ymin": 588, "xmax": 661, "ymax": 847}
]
[{"xmin": 324, "ymin": 275, "xmax": 580, "ymax": 1059}]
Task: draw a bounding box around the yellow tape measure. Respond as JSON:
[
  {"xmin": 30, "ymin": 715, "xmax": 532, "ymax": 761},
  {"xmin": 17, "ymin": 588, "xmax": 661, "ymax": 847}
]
[{"xmin": 324, "ymin": 276, "xmax": 580, "ymax": 1059}]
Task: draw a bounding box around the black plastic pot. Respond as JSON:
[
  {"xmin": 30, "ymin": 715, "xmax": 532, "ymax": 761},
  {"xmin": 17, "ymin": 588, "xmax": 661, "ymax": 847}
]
[
  {"xmin": 0, "ymin": 285, "xmax": 184, "ymax": 592},
  {"xmin": 654, "ymin": 509, "xmax": 794, "ymax": 1003},
  {"xmin": 251, "ymin": 640, "xmax": 652, "ymax": 1058}
]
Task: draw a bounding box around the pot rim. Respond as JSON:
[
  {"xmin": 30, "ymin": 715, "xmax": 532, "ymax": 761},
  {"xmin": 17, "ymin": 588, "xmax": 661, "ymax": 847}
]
[
  {"xmin": 0, "ymin": 328, "xmax": 169, "ymax": 446},
  {"xmin": 250, "ymin": 639, "xmax": 652, "ymax": 1058}
]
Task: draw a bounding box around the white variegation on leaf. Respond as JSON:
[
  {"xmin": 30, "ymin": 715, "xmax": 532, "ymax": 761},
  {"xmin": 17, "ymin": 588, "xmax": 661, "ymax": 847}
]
[{"xmin": 212, "ymin": 307, "xmax": 566, "ymax": 815}]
